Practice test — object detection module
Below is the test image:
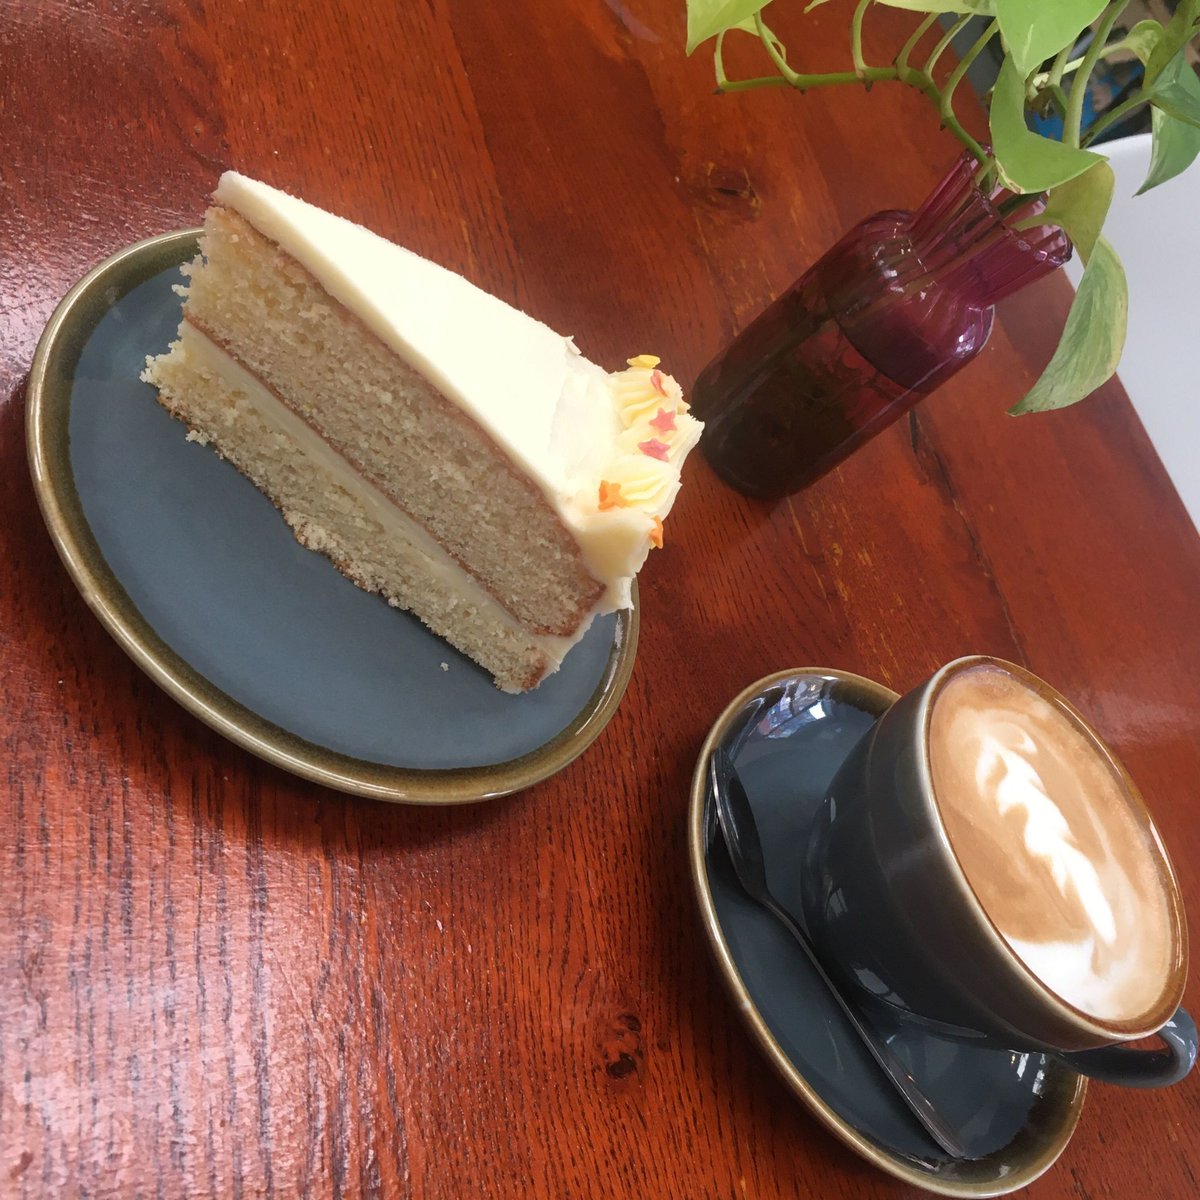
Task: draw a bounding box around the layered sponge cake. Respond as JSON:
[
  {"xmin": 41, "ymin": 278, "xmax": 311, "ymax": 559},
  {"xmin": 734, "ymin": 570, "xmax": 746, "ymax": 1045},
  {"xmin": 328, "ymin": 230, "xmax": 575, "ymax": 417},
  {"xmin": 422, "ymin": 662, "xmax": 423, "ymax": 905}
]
[{"xmin": 142, "ymin": 173, "xmax": 702, "ymax": 691}]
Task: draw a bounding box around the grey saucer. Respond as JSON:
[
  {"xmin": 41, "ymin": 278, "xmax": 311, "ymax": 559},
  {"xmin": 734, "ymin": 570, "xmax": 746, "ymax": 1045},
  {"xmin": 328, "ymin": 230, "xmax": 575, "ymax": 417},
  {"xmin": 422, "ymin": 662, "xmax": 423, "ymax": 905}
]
[
  {"xmin": 688, "ymin": 669, "xmax": 1087, "ymax": 1196},
  {"xmin": 27, "ymin": 231, "xmax": 638, "ymax": 804}
]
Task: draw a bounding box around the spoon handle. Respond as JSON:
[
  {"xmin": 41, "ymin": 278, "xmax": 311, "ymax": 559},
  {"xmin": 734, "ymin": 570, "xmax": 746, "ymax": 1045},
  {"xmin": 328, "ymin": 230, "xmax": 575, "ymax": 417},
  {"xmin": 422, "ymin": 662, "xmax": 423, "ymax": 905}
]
[
  {"xmin": 712, "ymin": 752, "xmax": 970, "ymax": 1160},
  {"xmin": 758, "ymin": 890, "xmax": 970, "ymax": 1159}
]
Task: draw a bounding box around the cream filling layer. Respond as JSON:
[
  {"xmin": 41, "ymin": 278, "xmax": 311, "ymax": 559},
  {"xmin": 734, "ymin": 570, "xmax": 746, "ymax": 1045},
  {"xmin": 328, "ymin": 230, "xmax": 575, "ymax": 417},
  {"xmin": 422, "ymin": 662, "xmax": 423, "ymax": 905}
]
[{"xmin": 177, "ymin": 323, "xmax": 595, "ymax": 674}]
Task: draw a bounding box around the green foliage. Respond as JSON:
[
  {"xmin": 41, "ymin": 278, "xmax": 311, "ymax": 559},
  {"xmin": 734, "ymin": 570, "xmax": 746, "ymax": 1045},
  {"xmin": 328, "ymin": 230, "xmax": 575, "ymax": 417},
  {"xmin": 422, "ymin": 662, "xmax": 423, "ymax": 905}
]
[
  {"xmin": 682, "ymin": 0, "xmax": 1200, "ymax": 413},
  {"xmin": 686, "ymin": 0, "xmax": 768, "ymax": 54},
  {"xmin": 1009, "ymin": 238, "xmax": 1127, "ymax": 413},
  {"xmin": 990, "ymin": 56, "xmax": 1103, "ymax": 192},
  {"xmin": 1143, "ymin": 0, "xmax": 1200, "ymax": 86},
  {"xmin": 1123, "ymin": 19, "xmax": 1163, "ymax": 65},
  {"xmin": 1031, "ymin": 162, "xmax": 1114, "ymax": 262},
  {"xmin": 877, "ymin": 1, "xmax": 993, "ymax": 12},
  {"xmin": 1151, "ymin": 49, "xmax": 1200, "ymax": 127},
  {"xmin": 996, "ymin": 0, "xmax": 1107, "ymax": 78},
  {"xmin": 1012, "ymin": 163, "xmax": 1124, "ymax": 413},
  {"xmin": 726, "ymin": 13, "xmax": 786, "ymax": 54},
  {"xmin": 1139, "ymin": 106, "xmax": 1200, "ymax": 194}
]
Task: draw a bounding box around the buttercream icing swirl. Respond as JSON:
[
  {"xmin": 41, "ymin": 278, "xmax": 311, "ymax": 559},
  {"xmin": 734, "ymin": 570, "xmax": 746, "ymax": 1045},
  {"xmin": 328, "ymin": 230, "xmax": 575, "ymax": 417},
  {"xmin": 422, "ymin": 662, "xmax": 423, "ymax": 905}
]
[{"xmin": 596, "ymin": 357, "xmax": 702, "ymax": 548}]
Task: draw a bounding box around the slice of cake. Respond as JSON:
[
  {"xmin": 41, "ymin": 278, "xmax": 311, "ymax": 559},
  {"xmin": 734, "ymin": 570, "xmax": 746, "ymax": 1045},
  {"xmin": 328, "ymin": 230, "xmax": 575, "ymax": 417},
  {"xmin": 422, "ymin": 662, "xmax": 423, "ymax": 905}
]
[{"xmin": 142, "ymin": 173, "xmax": 702, "ymax": 691}]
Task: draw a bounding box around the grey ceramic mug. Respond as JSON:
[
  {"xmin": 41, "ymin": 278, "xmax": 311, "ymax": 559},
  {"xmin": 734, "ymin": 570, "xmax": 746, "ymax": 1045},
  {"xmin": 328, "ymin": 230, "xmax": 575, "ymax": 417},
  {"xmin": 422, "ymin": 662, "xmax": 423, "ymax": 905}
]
[{"xmin": 801, "ymin": 656, "xmax": 1196, "ymax": 1089}]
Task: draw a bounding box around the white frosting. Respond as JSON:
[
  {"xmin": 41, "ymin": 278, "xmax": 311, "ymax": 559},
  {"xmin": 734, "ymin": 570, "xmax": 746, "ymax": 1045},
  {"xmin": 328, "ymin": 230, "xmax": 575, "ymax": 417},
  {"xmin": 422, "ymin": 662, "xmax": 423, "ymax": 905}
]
[
  {"xmin": 212, "ymin": 173, "xmax": 702, "ymax": 610},
  {"xmin": 179, "ymin": 324, "xmax": 590, "ymax": 679}
]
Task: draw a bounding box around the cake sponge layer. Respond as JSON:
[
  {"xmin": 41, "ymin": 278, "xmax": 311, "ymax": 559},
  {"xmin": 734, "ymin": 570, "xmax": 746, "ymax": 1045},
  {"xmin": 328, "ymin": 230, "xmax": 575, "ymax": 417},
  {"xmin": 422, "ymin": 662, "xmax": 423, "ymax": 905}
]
[
  {"xmin": 181, "ymin": 207, "xmax": 603, "ymax": 638},
  {"xmin": 145, "ymin": 324, "xmax": 575, "ymax": 692}
]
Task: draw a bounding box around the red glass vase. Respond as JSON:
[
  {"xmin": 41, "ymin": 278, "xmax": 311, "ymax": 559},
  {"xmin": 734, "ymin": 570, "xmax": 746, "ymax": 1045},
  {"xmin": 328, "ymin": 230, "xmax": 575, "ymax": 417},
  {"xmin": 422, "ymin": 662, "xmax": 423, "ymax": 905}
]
[{"xmin": 691, "ymin": 154, "xmax": 1072, "ymax": 500}]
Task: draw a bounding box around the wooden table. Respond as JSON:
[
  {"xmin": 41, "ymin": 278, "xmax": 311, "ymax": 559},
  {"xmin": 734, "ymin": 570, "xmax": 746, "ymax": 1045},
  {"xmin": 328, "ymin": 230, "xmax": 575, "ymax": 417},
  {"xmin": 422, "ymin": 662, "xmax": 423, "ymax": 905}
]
[{"xmin": 3, "ymin": 2, "xmax": 1198, "ymax": 1196}]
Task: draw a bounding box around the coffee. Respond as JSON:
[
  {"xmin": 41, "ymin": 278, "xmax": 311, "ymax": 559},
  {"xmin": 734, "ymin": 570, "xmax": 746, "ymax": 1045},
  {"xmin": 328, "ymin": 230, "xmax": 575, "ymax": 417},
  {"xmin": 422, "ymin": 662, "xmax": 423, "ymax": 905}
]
[{"xmin": 927, "ymin": 663, "xmax": 1179, "ymax": 1028}]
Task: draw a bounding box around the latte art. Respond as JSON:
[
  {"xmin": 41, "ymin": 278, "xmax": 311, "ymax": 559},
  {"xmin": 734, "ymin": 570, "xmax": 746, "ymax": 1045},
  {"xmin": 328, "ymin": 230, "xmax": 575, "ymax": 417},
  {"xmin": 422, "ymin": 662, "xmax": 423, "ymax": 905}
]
[
  {"xmin": 980, "ymin": 726, "xmax": 1118, "ymax": 945},
  {"xmin": 929, "ymin": 665, "xmax": 1177, "ymax": 1025}
]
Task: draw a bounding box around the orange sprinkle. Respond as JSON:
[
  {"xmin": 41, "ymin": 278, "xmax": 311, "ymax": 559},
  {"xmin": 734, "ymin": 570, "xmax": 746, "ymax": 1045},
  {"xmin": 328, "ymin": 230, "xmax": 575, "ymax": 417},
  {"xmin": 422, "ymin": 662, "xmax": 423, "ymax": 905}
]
[
  {"xmin": 650, "ymin": 516, "xmax": 664, "ymax": 549},
  {"xmin": 598, "ymin": 479, "xmax": 628, "ymax": 510}
]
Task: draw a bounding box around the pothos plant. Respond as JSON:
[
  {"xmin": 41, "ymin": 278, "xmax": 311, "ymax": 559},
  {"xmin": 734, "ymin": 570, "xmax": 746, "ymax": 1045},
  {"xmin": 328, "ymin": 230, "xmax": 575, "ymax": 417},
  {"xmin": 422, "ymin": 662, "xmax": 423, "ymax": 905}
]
[{"xmin": 685, "ymin": 0, "xmax": 1200, "ymax": 412}]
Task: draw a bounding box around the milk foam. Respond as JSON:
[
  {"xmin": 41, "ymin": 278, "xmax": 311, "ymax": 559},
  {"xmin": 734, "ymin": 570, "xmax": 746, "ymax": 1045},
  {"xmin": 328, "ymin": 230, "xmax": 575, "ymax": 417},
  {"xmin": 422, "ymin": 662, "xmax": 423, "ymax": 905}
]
[
  {"xmin": 928, "ymin": 665, "xmax": 1176, "ymax": 1025},
  {"xmin": 981, "ymin": 728, "xmax": 1118, "ymax": 944}
]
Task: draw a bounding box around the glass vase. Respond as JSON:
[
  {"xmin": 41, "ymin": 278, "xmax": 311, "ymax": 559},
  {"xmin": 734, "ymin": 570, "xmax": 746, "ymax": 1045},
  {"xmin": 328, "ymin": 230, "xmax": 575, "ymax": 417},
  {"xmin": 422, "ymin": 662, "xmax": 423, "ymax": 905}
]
[{"xmin": 691, "ymin": 154, "xmax": 1072, "ymax": 500}]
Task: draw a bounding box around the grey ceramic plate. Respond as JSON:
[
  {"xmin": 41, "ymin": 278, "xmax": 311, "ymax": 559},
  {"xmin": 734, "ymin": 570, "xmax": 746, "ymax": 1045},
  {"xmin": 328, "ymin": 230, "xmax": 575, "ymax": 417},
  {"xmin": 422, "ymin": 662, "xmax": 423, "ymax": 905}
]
[
  {"xmin": 26, "ymin": 231, "xmax": 638, "ymax": 804},
  {"xmin": 688, "ymin": 669, "xmax": 1088, "ymax": 1197}
]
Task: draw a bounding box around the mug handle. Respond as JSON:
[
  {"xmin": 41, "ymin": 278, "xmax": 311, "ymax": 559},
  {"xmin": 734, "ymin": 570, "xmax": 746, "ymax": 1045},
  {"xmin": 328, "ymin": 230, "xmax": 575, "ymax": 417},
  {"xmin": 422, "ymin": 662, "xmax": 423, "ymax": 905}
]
[{"xmin": 1063, "ymin": 1007, "xmax": 1198, "ymax": 1088}]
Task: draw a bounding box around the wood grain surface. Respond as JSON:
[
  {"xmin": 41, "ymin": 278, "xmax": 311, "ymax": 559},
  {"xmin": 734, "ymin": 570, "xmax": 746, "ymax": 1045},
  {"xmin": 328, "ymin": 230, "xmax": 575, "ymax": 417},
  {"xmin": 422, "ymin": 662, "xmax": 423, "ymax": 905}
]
[{"xmin": 2, "ymin": 2, "xmax": 1198, "ymax": 1197}]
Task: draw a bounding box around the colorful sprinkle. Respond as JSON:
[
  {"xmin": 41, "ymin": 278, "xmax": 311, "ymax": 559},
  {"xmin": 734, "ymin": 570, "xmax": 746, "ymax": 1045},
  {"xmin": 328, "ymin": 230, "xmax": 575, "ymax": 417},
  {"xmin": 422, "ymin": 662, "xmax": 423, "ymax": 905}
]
[
  {"xmin": 598, "ymin": 479, "xmax": 628, "ymax": 510},
  {"xmin": 638, "ymin": 438, "xmax": 671, "ymax": 462},
  {"xmin": 650, "ymin": 517, "xmax": 664, "ymax": 549},
  {"xmin": 650, "ymin": 369, "xmax": 668, "ymax": 396},
  {"xmin": 649, "ymin": 407, "xmax": 677, "ymax": 433},
  {"xmin": 627, "ymin": 353, "xmax": 661, "ymax": 369}
]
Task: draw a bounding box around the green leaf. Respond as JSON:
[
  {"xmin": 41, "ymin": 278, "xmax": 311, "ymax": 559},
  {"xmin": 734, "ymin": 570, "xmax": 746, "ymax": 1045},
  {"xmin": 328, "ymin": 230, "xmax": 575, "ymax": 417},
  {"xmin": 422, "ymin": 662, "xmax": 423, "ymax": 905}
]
[
  {"xmin": 1009, "ymin": 237, "xmax": 1127, "ymax": 413},
  {"xmin": 1144, "ymin": 0, "xmax": 1200, "ymax": 86},
  {"xmin": 1123, "ymin": 19, "xmax": 1164, "ymax": 67},
  {"xmin": 686, "ymin": 0, "xmax": 769, "ymax": 55},
  {"xmin": 1032, "ymin": 160, "xmax": 1114, "ymax": 262},
  {"xmin": 1150, "ymin": 51, "xmax": 1200, "ymax": 129},
  {"xmin": 1138, "ymin": 105, "xmax": 1200, "ymax": 194},
  {"xmin": 728, "ymin": 13, "xmax": 784, "ymax": 56},
  {"xmin": 995, "ymin": 0, "xmax": 1107, "ymax": 78},
  {"xmin": 990, "ymin": 55, "xmax": 1104, "ymax": 192},
  {"xmin": 877, "ymin": 1, "xmax": 994, "ymax": 13}
]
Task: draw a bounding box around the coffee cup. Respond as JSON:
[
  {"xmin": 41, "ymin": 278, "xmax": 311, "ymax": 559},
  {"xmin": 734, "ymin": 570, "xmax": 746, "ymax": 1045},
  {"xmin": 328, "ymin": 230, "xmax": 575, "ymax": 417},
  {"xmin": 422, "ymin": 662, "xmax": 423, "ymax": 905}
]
[{"xmin": 801, "ymin": 655, "xmax": 1196, "ymax": 1088}]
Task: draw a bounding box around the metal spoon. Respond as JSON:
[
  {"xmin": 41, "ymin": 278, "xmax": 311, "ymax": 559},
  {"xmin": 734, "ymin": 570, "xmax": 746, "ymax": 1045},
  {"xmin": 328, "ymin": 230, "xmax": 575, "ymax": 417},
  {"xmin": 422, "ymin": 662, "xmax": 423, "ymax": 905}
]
[{"xmin": 709, "ymin": 747, "xmax": 970, "ymax": 1160}]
